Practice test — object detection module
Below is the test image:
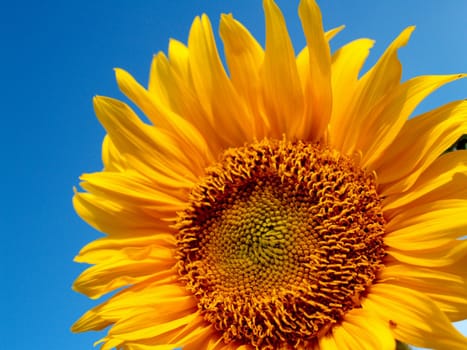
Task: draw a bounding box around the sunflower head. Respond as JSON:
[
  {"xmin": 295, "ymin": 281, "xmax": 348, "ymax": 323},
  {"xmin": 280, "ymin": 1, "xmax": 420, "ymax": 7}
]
[
  {"xmin": 72, "ymin": 0, "xmax": 467, "ymax": 349},
  {"xmin": 176, "ymin": 139, "xmax": 386, "ymax": 348}
]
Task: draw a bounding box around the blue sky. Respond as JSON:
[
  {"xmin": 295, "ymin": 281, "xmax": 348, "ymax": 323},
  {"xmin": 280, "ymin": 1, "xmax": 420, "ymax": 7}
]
[{"xmin": 1, "ymin": 1, "xmax": 466, "ymax": 349}]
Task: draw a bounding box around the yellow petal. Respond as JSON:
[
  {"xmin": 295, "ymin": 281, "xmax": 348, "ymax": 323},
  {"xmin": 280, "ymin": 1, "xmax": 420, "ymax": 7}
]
[
  {"xmin": 261, "ymin": 0, "xmax": 304, "ymax": 139},
  {"xmin": 74, "ymin": 234, "xmax": 176, "ymax": 265},
  {"xmin": 124, "ymin": 319, "xmax": 217, "ymax": 350},
  {"xmin": 330, "ymin": 326, "xmax": 360, "ymax": 350},
  {"xmin": 296, "ymin": 46, "xmax": 309, "ymax": 88},
  {"xmin": 109, "ymin": 311, "xmax": 198, "ymax": 342},
  {"xmin": 387, "ymin": 239, "xmax": 467, "ymax": 267},
  {"xmin": 115, "ymin": 68, "xmax": 213, "ymax": 174},
  {"xmin": 325, "ymin": 25, "xmax": 345, "ymax": 41},
  {"xmin": 149, "ymin": 40, "xmax": 194, "ymax": 119},
  {"xmin": 327, "ymin": 307, "xmax": 395, "ymax": 350},
  {"xmin": 362, "ymin": 74, "xmax": 466, "ymax": 168},
  {"xmin": 328, "ymin": 38, "xmax": 374, "ymax": 150},
  {"xmin": 80, "ymin": 292, "xmax": 202, "ymax": 349},
  {"xmin": 148, "ymin": 53, "xmax": 172, "ymax": 106},
  {"xmin": 381, "ymin": 264, "xmax": 467, "ymax": 321},
  {"xmin": 342, "ymin": 27, "xmax": 414, "ymax": 154},
  {"xmin": 93, "ymin": 96, "xmax": 197, "ymax": 185},
  {"xmin": 319, "ymin": 333, "xmax": 340, "ymax": 350},
  {"xmin": 123, "ymin": 344, "xmax": 179, "ymax": 350},
  {"xmin": 73, "ymin": 192, "xmax": 176, "ymax": 237},
  {"xmin": 79, "ymin": 171, "xmax": 187, "ymax": 210},
  {"xmin": 102, "ymin": 135, "xmax": 126, "ymax": 172},
  {"xmin": 298, "ymin": 0, "xmax": 332, "ymax": 141},
  {"xmin": 99, "ymin": 337, "xmax": 124, "ymax": 350},
  {"xmin": 385, "ymin": 199, "xmax": 467, "ymax": 249},
  {"xmin": 377, "ymin": 100, "xmax": 467, "ymax": 195},
  {"xmin": 149, "ymin": 51, "xmax": 224, "ymax": 156},
  {"xmin": 220, "ymin": 13, "xmax": 268, "ymax": 140},
  {"xmin": 439, "ymin": 249, "xmax": 467, "ymax": 277},
  {"xmin": 171, "ymin": 317, "xmax": 243, "ymax": 350},
  {"xmin": 296, "ymin": 25, "xmax": 345, "ymax": 92},
  {"xmin": 188, "ymin": 15, "xmax": 252, "ymax": 147},
  {"xmin": 383, "ymin": 150, "xmax": 467, "ymax": 214},
  {"xmin": 73, "ymin": 246, "xmax": 177, "ymax": 299},
  {"xmin": 166, "ymin": 39, "xmax": 190, "ymax": 86},
  {"xmin": 78, "ymin": 283, "xmax": 195, "ymax": 333},
  {"xmin": 364, "ymin": 283, "xmax": 467, "ymax": 349},
  {"xmin": 150, "ymin": 39, "xmax": 191, "ymax": 100},
  {"xmin": 72, "ymin": 281, "xmax": 193, "ymax": 333}
]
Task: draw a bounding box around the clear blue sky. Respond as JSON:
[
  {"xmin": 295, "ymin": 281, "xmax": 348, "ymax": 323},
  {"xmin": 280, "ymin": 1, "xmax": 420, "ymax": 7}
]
[{"xmin": 1, "ymin": 1, "xmax": 466, "ymax": 349}]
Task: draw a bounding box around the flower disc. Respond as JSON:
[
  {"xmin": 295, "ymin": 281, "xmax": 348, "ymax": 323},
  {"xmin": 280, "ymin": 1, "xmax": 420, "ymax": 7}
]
[{"xmin": 177, "ymin": 139, "xmax": 386, "ymax": 349}]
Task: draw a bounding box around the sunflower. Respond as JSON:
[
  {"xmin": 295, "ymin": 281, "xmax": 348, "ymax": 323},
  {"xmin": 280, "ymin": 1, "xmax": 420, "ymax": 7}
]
[{"xmin": 72, "ymin": 0, "xmax": 467, "ymax": 349}]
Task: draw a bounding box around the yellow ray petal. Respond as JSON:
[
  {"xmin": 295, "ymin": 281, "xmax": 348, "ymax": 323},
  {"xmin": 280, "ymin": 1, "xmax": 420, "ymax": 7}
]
[
  {"xmin": 328, "ymin": 38, "xmax": 374, "ymax": 150},
  {"xmin": 102, "ymin": 135, "xmax": 126, "ymax": 172},
  {"xmin": 148, "ymin": 53, "xmax": 171, "ymax": 106},
  {"xmin": 296, "ymin": 25, "xmax": 345, "ymax": 92},
  {"xmin": 123, "ymin": 344, "xmax": 179, "ymax": 350},
  {"xmin": 385, "ymin": 200, "xmax": 467, "ymax": 249},
  {"xmin": 109, "ymin": 311, "xmax": 198, "ymax": 342},
  {"xmin": 188, "ymin": 15, "xmax": 252, "ymax": 147},
  {"xmin": 327, "ymin": 307, "xmax": 395, "ymax": 350},
  {"xmin": 362, "ymin": 74, "xmax": 466, "ymax": 168},
  {"xmin": 219, "ymin": 13, "xmax": 263, "ymax": 91},
  {"xmin": 116, "ymin": 284, "xmax": 196, "ymax": 322},
  {"xmin": 171, "ymin": 319, "xmax": 251, "ymax": 350},
  {"xmin": 123, "ymin": 318, "xmax": 216, "ymax": 350},
  {"xmin": 74, "ymin": 234, "xmax": 176, "ymax": 265},
  {"xmin": 72, "ymin": 312, "xmax": 110, "ymax": 333},
  {"xmin": 319, "ymin": 333, "xmax": 340, "ymax": 350},
  {"xmin": 325, "ymin": 25, "xmax": 345, "ymax": 41},
  {"xmin": 342, "ymin": 27, "xmax": 414, "ymax": 154},
  {"xmin": 73, "ymin": 247, "xmax": 177, "ymax": 299},
  {"xmin": 439, "ymin": 250, "xmax": 467, "ymax": 278},
  {"xmin": 149, "ymin": 40, "xmax": 192, "ymax": 103},
  {"xmin": 93, "ymin": 96, "xmax": 198, "ymax": 184},
  {"xmin": 155, "ymin": 53, "xmax": 223, "ymax": 157},
  {"xmin": 166, "ymin": 39, "xmax": 190, "ymax": 86},
  {"xmin": 173, "ymin": 319, "xmax": 244, "ymax": 350},
  {"xmin": 330, "ymin": 325, "xmax": 360, "ymax": 350},
  {"xmin": 387, "ymin": 198, "xmax": 467, "ymax": 230},
  {"xmin": 128, "ymin": 159, "xmax": 194, "ymax": 201},
  {"xmin": 167, "ymin": 313, "xmax": 214, "ymax": 345},
  {"xmin": 383, "ymin": 150, "xmax": 467, "ymax": 213},
  {"xmin": 149, "ymin": 51, "xmax": 224, "ymax": 156},
  {"xmin": 99, "ymin": 337, "xmax": 124, "ymax": 350},
  {"xmin": 260, "ymin": 0, "xmax": 304, "ymax": 139},
  {"xmin": 364, "ymin": 283, "xmax": 467, "ymax": 349},
  {"xmin": 381, "ymin": 264, "xmax": 467, "ymax": 322},
  {"xmin": 79, "ymin": 171, "xmax": 187, "ymax": 211},
  {"xmin": 73, "ymin": 191, "xmax": 176, "ymax": 237},
  {"xmin": 295, "ymin": 46, "xmax": 309, "ymax": 89},
  {"xmin": 298, "ymin": 0, "xmax": 331, "ymax": 141},
  {"xmin": 72, "ymin": 282, "xmax": 193, "ymax": 333},
  {"xmin": 220, "ymin": 13, "xmax": 268, "ymax": 140},
  {"xmin": 115, "ymin": 68, "xmax": 213, "ymax": 174},
  {"xmin": 84, "ymin": 283, "xmax": 195, "ymax": 332},
  {"xmin": 376, "ymin": 100, "xmax": 467, "ymax": 194},
  {"xmin": 387, "ymin": 239, "xmax": 467, "ymax": 267}
]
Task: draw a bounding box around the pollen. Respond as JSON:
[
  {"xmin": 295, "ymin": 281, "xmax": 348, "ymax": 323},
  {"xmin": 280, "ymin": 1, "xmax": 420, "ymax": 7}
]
[{"xmin": 176, "ymin": 139, "xmax": 386, "ymax": 349}]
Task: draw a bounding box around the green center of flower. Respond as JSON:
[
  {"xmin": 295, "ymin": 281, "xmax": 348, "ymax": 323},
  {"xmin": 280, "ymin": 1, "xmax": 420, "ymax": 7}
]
[{"xmin": 176, "ymin": 139, "xmax": 386, "ymax": 349}]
